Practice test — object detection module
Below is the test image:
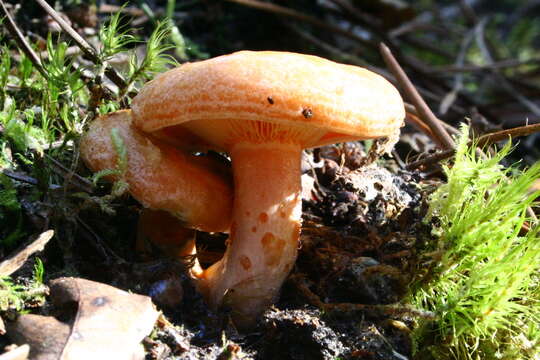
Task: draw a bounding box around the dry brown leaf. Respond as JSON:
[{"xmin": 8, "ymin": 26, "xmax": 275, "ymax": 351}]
[
  {"xmin": 7, "ymin": 277, "xmax": 159, "ymax": 360},
  {"xmin": 0, "ymin": 344, "xmax": 30, "ymax": 360}
]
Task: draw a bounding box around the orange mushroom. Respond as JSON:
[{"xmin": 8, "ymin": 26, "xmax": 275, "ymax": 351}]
[
  {"xmin": 80, "ymin": 110, "xmax": 233, "ymax": 277},
  {"xmin": 80, "ymin": 110, "xmax": 233, "ymax": 233},
  {"xmin": 129, "ymin": 51, "xmax": 405, "ymax": 327}
]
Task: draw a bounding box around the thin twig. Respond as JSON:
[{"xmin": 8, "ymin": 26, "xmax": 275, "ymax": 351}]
[
  {"xmin": 45, "ymin": 154, "xmax": 94, "ymax": 193},
  {"xmin": 34, "ymin": 0, "xmax": 127, "ymax": 90},
  {"xmin": 389, "ymin": 9, "xmax": 466, "ymax": 38},
  {"xmin": 0, "ymin": 0, "xmax": 46, "ymax": 77},
  {"xmin": 405, "ymin": 103, "xmax": 460, "ymax": 136},
  {"xmin": 407, "ymin": 122, "xmax": 540, "ymax": 170},
  {"xmin": 2, "ymin": 169, "xmax": 62, "ymax": 190},
  {"xmin": 99, "ymin": 3, "xmax": 145, "ymax": 16},
  {"xmin": 224, "ymin": 0, "xmax": 376, "ymax": 50},
  {"xmin": 326, "ymin": 0, "xmax": 382, "ymax": 32},
  {"xmin": 380, "ymin": 43, "xmax": 456, "ymax": 150},
  {"xmin": 405, "ymin": 112, "xmax": 434, "ymax": 137},
  {"xmin": 477, "ymin": 122, "xmax": 540, "ymax": 147},
  {"xmin": 76, "ymin": 215, "xmax": 125, "ymax": 263}
]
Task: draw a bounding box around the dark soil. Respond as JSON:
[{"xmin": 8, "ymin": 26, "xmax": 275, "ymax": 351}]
[
  {"xmin": 1, "ymin": 139, "xmax": 434, "ymax": 359},
  {"xmin": 132, "ymin": 145, "xmax": 433, "ymax": 359}
]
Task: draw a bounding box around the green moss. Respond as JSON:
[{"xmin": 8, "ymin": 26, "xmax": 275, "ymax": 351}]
[
  {"xmin": 0, "ymin": 258, "xmax": 47, "ymax": 312},
  {"xmin": 409, "ymin": 126, "xmax": 540, "ymax": 359},
  {"xmin": 0, "ymin": 11, "xmax": 178, "ymax": 249}
]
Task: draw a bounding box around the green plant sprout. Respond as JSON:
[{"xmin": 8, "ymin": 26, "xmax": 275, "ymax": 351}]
[
  {"xmin": 92, "ymin": 127, "xmax": 129, "ymax": 198},
  {"xmin": 123, "ymin": 20, "xmax": 176, "ymax": 97},
  {"xmin": 33, "ymin": 257, "xmax": 45, "ymax": 284},
  {"xmin": 98, "ymin": 9, "xmax": 136, "ymax": 61},
  {"xmin": 0, "ymin": 276, "xmax": 26, "ymax": 312},
  {"xmin": 72, "ymin": 127, "xmax": 130, "ymax": 215},
  {"xmin": 409, "ymin": 126, "xmax": 540, "ymax": 359},
  {"xmin": 98, "ymin": 6, "xmax": 176, "ymax": 99},
  {"xmin": 0, "ymin": 258, "xmax": 47, "ymax": 313}
]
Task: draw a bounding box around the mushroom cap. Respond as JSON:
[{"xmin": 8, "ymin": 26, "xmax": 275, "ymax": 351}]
[
  {"xmin": 131, "ymin": 51, "xmax": 404, "ymax": 150},
  {"xmin": 80, "ymin": 110, "xmax": 233, "ymax": 232}
]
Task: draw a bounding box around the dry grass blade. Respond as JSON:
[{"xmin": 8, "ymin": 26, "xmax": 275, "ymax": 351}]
[
  {"xmin": 477, "ymin": 122, "xmax": 540, "ymax": 147},
  {"xmin": 0, "ymin": 0, "xmax": 46, "ymax": 77},
  {"xmin": 406, "ymin": 112, "xmax": 435, "ymax": 138}
]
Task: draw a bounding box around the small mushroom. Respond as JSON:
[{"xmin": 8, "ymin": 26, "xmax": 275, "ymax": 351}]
[
  {"xmin": 80, "ymin": 110, "xmax": 233, "ymax": 234},
  {"xmin": 129, "ymin": 51, "xmax": 405, "ymax": 327}
]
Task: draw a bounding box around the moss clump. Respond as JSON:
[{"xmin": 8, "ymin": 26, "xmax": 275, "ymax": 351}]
[{"xmin": 410, "ymin": 127, "xmax": 540, "ymax": 359}]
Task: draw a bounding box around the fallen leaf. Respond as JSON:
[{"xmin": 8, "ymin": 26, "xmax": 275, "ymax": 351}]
[
  {"xmin": 7, "ymin": 277, "xmax": 159, "ymax": 360},
  {"xmin": 0, "ymin": 344, "xmax": 30, "ymax": 360}
]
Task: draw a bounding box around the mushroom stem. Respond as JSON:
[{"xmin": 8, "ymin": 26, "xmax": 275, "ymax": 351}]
[{"xmin": 198, "ymin": 142, "xmax": 302, "ymax": 326}]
